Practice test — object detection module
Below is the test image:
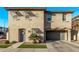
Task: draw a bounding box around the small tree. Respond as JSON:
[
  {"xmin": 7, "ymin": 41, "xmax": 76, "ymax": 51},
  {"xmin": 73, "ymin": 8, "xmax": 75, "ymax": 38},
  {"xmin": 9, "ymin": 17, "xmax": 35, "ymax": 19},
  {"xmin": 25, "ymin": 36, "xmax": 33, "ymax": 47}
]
[{"xmin": 29, "ymin": 33, "xmax": 39, "ymax": 43}]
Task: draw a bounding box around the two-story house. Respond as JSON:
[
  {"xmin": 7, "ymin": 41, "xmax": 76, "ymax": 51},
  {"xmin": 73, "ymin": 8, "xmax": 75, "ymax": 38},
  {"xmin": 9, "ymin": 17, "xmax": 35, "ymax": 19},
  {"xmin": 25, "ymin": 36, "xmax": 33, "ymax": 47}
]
[
  {"xmin": 0, "ymin": 27, "xmax": 8, "ymax": 39},
  {"xmin": 72, "ymin": 15, "xmax": 79, "ymax": 41},
  {"xmin": 72, "ymin": 15, "xmax": 79, "ymax": 30},
  {"xmin": 5, "ymin": 7, "xmax": 73, "ymax": 42}
]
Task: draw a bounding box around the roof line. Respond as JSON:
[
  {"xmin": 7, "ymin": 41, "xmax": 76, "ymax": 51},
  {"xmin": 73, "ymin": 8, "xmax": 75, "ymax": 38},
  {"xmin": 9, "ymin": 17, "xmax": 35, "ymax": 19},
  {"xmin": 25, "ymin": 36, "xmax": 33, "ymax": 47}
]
[
  {"xmin": 45, "ymin": 11, "xmax": 74, "ymax": 13},
  {"xmin": 72, "ymin": 15, "xmax": 79, "ymax": 20},
  {"xmin": 5, "ymin": 7, "xmax": 46, "ymax": 11}
]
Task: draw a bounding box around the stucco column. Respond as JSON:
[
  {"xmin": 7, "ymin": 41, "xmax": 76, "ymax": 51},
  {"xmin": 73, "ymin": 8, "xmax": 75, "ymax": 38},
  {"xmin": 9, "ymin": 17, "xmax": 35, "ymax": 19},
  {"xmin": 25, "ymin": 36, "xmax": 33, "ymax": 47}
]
[
  {"xmin": 73, "ymin": 35, "xmax": 76, "ymax": 41},
  {"xmin": 64, "ymin": 32, "xmax": 67, "ymax": 41},
  {"xmin": 67, "ymin": 30, "xmax": 71, "ymax": 42},
  {"xmin": 77, "ymin": 31, "xmax": 79, "ymax": 41},
  {"xmin": 6, "ymin": 32, "xmax": 8, "ymax": 40}
]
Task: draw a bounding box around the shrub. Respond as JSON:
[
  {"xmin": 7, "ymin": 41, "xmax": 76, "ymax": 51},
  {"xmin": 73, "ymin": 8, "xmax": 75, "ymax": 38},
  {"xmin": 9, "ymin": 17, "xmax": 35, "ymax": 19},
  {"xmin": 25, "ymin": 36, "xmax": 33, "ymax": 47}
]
[
  {"xmin": 29, "ymin": 33, "xmax": 41, "ymax": 43},
  {"xmin": 5, "ymin": 40, "xmax": 10, "ymax": 44},
  {"xmin": 11, "ymin": 41, "xmax": 17, "ymax": 44}
]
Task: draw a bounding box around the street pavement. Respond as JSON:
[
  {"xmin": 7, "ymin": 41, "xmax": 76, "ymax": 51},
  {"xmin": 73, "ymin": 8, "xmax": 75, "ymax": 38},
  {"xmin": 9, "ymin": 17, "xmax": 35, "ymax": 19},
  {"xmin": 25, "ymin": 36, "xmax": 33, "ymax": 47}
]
[{"xmin": 0, "ymin": 41, "xmax": 79, "ymax": 52}]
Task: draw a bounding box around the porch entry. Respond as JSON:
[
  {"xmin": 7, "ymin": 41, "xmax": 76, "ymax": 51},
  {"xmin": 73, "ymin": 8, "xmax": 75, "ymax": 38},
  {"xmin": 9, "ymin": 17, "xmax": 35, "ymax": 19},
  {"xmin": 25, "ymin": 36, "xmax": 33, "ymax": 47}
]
[{"xmin": 19, "ymin": 29, "xmax": 26, "ymax": 42}]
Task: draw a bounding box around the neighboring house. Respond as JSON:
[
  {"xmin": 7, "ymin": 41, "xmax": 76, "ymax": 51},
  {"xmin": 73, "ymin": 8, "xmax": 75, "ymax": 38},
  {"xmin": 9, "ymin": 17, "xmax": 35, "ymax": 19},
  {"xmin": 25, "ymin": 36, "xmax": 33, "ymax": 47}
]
[
  {"xmin": 72, "ymin": 15, "xmax": 79, "ymax": 41},
  {"xmin": 0, "ymin": 27, "xmax": 8, "ymax": 32},
  {"xmin": 5, "ymin": 7, "xmax": 73, "ymax": 42},
  {"xmin": 0, "ymin": 27, "xmax": 8, "ymax": 39}
]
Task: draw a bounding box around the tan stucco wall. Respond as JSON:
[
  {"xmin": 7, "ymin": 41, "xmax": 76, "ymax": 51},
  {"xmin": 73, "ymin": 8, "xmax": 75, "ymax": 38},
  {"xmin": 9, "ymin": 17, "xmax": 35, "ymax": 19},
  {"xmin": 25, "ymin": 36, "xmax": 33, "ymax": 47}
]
[
  {"xmin": 8, "ymin": 10, "xmax": 44, "ymax": 42},
  {"xmin": 45, "ymin": 13, "xmax": 72, "ymax": 29},
  {"xmin": 45, "ymin": 13, "xmax": 72, "ymax": 41}
]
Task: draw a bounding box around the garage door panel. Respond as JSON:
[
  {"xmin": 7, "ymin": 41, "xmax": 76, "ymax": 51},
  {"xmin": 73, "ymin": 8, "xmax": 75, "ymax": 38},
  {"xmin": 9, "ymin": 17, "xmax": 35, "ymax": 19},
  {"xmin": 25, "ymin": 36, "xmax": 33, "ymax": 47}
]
[
  {"xmin": 47, "ymin": 32, "xmax": 60, "ymax": 40},
  {"xmin": 46, "ymin": 31, "xmax": 65, "ymax": 41}
]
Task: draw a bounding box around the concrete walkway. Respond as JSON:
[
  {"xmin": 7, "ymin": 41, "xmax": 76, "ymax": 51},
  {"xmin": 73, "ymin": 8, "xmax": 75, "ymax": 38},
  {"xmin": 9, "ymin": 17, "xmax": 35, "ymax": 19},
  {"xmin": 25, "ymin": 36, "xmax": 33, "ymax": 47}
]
[{"xmin": 7, "ymin": 42, "xmax": 23, "ymax": 48}]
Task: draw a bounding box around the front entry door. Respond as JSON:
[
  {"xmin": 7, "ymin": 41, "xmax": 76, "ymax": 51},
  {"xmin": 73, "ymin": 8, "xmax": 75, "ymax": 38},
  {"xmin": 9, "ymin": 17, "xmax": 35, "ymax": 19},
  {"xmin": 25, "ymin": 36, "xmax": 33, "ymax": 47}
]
[{"xmin": 19, "ymin": 29, "xmax": 25, "ymax": 42}]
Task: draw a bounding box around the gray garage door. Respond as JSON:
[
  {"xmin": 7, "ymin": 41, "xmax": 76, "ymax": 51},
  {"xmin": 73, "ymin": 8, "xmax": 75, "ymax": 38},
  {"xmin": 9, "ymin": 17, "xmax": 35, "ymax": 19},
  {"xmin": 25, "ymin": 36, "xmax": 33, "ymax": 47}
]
[{"xmin": 46, "ymin": 31, "xmax": 65, "ymax": 41}]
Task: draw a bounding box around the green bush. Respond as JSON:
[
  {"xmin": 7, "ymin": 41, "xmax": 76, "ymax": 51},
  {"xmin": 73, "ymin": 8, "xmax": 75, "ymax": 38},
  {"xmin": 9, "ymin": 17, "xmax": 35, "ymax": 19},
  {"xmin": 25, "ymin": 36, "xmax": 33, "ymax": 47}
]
[
  {"xmin": 5, "ymin": 40, "xmax": 10, "ymax": 44},
  {"xmin": 29, "ymin": 33, "xmax": 40, "ymax": 43}
]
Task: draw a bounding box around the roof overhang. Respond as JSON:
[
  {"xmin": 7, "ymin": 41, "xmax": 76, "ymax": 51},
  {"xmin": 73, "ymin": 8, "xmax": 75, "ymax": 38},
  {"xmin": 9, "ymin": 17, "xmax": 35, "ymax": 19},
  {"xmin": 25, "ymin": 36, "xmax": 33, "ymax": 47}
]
[
  {"xmin": 46, "ymin": 30, "xmax": 68, "ymax": 32},
  {"xmin": 45, "ymin": 11, "xmax": 74, "ymax": 14},
  {"xmin": 5, "ymin": 7, "xmax": 46, "ymax": 11},
  {"xmin": 72, "ymin": 15, "xmax": 79, "ymax": 20}
]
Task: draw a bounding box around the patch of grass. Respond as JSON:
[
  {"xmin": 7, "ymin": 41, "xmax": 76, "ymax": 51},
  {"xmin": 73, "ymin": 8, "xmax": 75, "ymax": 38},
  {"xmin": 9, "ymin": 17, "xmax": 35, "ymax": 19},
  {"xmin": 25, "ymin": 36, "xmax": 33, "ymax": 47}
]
[
  {"xmin": 0, "ymin": 44, "xmax": 11, "ymax": 48},
  {"xmin": 18, "ymin": 44, "xmax": 47, "ymax": 48}
]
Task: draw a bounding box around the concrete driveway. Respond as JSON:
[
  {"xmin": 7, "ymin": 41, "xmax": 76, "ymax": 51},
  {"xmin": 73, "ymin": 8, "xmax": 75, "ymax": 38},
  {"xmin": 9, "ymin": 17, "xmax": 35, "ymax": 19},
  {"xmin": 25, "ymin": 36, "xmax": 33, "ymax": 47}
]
[
  {"xmin": 47, "ymin": 40, "xmax": 79, "ymax": 52},
  {"xmin": 0, "ymin": 40, "xmax": 79, "ymax": 52}
]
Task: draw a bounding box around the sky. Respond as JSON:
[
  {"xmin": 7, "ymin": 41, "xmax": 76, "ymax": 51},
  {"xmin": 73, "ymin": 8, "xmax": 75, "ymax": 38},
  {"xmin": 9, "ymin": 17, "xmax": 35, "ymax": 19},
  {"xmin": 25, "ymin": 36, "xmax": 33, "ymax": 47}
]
[{"xmin": 0, "ymin": 7, "xmax": 79, "ymax": 28}]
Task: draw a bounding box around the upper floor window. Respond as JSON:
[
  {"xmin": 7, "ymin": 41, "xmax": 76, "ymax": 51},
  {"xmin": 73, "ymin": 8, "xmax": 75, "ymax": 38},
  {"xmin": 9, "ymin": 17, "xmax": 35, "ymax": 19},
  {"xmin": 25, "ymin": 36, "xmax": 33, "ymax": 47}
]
[
  {"xmin": 47, "ymin": 14, "xmax": 52, "ymax": 21},
  {"xmin": 48, "ymin": 18, "xmax": 51, "ymax": 21},
  {"xmin": 15, "ymin": 11, "xmax": 23, "ymax": 16},
  {"xmin": 62, "ymin": 13, "xmax": 66, "ymax": 21},
  {"xmin": 12, "ymin": 11, "xmax": 23, "ymax": 18},
  {"xmin": 24, "ymin": 11, "xmax": 37, "ymax": 18},
  {"xmin": 12, "ymin": 11, "xmax": 38, "ymax": 20}
]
